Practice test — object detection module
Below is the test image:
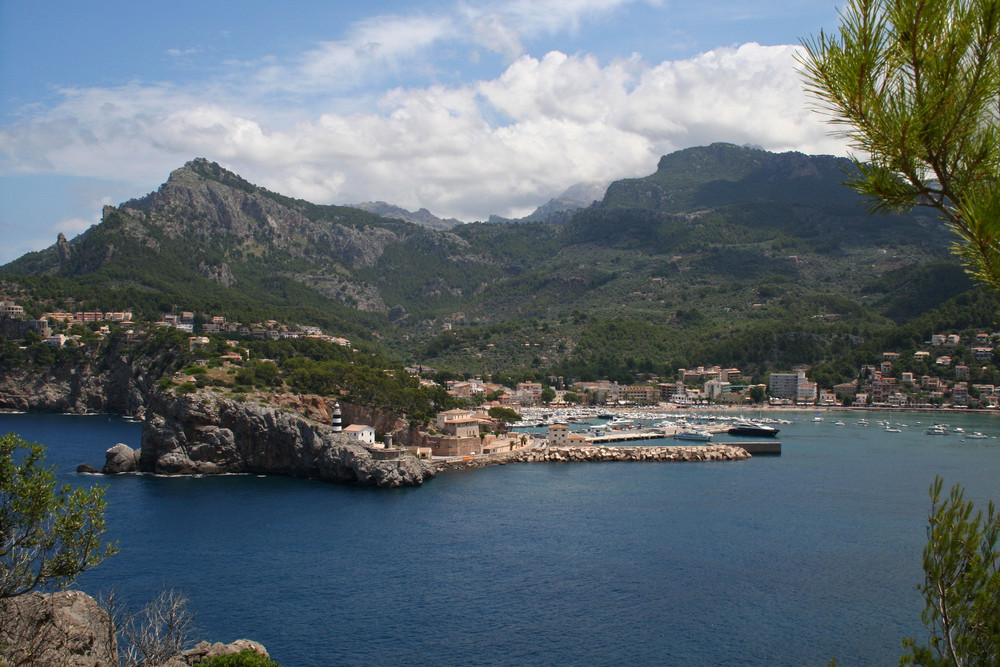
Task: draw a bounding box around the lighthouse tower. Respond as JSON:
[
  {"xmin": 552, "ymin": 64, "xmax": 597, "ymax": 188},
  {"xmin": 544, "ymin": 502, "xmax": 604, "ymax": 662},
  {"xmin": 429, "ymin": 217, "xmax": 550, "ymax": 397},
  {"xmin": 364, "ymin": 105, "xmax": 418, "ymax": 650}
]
[{"xmin": 332, "ymin": 402, "xmax": 342, "ymax": 432}]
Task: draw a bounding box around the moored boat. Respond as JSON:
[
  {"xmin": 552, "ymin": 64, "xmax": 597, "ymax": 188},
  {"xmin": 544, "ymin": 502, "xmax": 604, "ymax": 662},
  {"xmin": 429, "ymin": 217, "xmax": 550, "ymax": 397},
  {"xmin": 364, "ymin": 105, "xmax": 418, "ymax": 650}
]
[
  {"xmin": 727, "ymin": 419, "xmax": 780, "ymax": 437},
  {"xmin": 674, "ymin": 429, "xmax": 712, "ymax": 442}
]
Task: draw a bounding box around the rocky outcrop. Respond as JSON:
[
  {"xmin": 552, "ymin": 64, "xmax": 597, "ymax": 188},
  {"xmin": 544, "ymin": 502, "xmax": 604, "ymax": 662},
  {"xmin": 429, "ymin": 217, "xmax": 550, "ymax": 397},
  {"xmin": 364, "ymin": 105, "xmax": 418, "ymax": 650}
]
[
  {"xmin": 197, "ymin": 260, "xmax": 236, "ymax": 288},
  {"xmin": 164, "ymin": 639, "xmax": 271, "ymax": 666},
  {"xmin": 132, "ymin": 391, "xmax": 434, "ymax": 487},
  {"xmin": 103, "ymin": 443, "xmax": 140, "ymax": 473},
  {"xmin": 258, "ymin": 392, "xmax": 431, "ymax": 449},
  {"xmin": 57, "ymin": 232, "xmax": 73, "ymax": 265},
  {"xmin": 0, "ymin": 351, "xmax": 149, "ymax": 416},
  {"xmin": 0, "ymin": 590, "xmax": 117, "ymax": 667},
  {"xmin": 0, "ymin": 590, "xmax": 270, "ymax": 667}
]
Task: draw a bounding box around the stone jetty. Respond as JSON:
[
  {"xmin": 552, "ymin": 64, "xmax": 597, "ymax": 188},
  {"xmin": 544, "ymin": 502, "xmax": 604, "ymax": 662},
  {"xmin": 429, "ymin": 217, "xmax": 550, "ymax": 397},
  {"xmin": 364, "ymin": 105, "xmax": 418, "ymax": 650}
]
[{"xmin": 435, "ymin": 443, "xmax": 750, "ymax": 472}]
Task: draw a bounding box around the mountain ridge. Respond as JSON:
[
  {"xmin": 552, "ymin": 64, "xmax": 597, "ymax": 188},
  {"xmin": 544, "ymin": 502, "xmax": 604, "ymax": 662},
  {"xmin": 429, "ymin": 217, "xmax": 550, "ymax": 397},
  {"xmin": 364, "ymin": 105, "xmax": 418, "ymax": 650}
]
[{"xmin": 1, "ymin": 145, "xmax": 972, "ymax": 377}]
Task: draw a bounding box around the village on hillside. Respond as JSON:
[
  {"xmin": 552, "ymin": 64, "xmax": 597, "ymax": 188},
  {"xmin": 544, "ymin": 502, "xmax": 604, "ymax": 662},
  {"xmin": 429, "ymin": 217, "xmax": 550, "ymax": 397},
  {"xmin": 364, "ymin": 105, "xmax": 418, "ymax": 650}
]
[{"xmin": 4, "ymin": 299, "xmax": 1000, "ymax": 460}]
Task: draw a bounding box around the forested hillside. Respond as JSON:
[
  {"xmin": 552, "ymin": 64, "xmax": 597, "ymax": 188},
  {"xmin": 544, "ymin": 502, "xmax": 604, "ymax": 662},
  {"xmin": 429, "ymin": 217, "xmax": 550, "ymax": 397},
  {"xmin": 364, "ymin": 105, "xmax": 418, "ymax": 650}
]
[{"xmin": 1, "ymin": 144, "xmax": 981, "ymax": 380}]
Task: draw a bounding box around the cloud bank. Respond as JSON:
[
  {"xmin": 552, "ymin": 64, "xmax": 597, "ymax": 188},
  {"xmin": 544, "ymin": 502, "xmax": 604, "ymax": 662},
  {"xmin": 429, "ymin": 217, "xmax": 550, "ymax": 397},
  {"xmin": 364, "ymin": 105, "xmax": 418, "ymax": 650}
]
[{"xmin": 0, "ymin": 2, "xmax": 847, "ymax": 224}]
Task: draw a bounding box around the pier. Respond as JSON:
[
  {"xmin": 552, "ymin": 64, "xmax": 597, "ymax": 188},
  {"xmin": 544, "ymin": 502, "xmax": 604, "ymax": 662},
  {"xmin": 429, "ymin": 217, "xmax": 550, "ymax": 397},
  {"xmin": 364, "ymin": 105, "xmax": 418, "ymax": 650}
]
[
  {"xmin": 720, "ymin": 440, "xmax": 781, "ymax": 455},
  {"xmin": 581, "ymin": 429, "xmax": 781, "ymax": 455},
  {"xmin": 434, "ymin": 443, "xmax": 753, "ymax": 472}
]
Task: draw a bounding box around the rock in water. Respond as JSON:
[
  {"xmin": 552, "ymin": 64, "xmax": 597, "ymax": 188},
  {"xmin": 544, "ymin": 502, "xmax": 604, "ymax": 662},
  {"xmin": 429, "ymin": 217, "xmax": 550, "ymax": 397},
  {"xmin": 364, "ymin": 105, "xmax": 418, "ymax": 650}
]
[{"xmin": 102, "ymin": 442, "xmax": 139, "ymax": 473}]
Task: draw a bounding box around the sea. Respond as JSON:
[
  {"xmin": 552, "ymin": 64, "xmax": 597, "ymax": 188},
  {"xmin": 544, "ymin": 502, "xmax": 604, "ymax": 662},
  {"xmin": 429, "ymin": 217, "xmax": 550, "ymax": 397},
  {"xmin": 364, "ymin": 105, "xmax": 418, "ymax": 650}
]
[{"xmin": 3, "ymin": 410, "xmax": 1000, "ymax": 667}]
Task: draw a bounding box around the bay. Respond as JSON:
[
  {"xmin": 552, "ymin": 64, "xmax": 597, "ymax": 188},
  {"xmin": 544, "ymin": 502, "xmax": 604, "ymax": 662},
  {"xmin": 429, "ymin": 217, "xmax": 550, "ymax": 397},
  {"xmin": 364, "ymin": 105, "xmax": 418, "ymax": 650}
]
[{"xmin": 3, "ymin": 411, "xmax": 1000, "ymax": 666}]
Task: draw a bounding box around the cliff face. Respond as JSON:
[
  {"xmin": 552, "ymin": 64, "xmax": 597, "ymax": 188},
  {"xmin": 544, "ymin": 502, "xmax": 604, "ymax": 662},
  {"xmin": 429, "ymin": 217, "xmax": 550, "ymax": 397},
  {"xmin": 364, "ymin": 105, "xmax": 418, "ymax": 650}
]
[
  {"xmin": 0, "ymin": 351, "xmax": 149, "ymax": 416},
  {"xmin": 258, "ymin": 392, "xmax": 431, "ymax": 449},
  {"xmin": 135, "ymin": 391, "xmax": 434, "ymax": 487}
]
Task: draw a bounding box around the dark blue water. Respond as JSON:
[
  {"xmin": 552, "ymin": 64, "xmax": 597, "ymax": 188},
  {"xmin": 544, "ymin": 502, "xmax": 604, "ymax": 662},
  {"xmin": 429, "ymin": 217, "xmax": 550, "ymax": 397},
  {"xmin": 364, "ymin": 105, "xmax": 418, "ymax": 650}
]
[{"xmin": 4, "ymin": 411, "xmax": 1000, "ymax": 666}]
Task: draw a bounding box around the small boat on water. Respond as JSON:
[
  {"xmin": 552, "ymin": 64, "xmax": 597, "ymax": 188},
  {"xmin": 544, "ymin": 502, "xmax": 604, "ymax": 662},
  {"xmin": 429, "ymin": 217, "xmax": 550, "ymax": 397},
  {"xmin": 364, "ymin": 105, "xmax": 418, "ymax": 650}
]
[
  {"xmin": 885, "ymin": 425, "xmax": 902, "ymax": 433},
  {"xmin": 966, "ymin": 431, "xmax": 990, "ymax": 439},
  {"xmin": 674, "ymin": 429, "xmax": 712, "ymax": 442},
  {"xmin": 926, "ymin": 425, "xmax": 949, "ymax": 435}
]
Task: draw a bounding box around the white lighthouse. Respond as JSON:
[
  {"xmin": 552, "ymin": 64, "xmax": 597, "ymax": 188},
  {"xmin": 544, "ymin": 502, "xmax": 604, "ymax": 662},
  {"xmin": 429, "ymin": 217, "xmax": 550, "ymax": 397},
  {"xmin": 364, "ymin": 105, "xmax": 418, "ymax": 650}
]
[{"xmin": 332, "ymin": 402, "xmax": 342, "ymax": 432}]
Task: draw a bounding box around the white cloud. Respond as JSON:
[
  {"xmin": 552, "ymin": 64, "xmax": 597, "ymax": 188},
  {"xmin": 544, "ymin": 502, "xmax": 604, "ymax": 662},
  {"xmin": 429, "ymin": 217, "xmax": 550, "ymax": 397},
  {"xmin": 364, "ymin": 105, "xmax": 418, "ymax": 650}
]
[
  {"xmin": 254, "ymin": 14, "xmax": 455, "ymax": 94},
  {"xmin": 0, "ymin": 38, "xmax": 847, "ymax": 226},
  {"xmin": 491, "ymin": 0, "xmax": 643, "ymax": 37}
]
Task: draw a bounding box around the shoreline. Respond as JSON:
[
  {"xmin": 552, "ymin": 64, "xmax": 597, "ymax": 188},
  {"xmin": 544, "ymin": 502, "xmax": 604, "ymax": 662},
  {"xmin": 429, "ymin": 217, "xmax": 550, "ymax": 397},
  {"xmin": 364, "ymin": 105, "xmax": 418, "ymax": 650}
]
[{"xmin": 519, "ymin": 403, "xmax": 1000, "ymax": 417}]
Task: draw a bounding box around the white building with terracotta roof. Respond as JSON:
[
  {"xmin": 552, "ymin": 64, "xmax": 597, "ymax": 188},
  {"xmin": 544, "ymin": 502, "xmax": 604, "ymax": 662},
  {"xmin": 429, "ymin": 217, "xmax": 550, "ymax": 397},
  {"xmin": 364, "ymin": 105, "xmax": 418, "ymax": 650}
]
[{"xmin": 343, "ymin": 424, "xmax": 376, "ymax": 445}]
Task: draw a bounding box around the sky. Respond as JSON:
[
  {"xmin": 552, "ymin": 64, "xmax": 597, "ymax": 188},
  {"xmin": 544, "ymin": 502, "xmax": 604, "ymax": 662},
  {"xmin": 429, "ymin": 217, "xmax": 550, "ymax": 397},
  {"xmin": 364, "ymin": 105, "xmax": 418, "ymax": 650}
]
[{"xmin": 0, "ymin": 0, "xmax": 849, "ymax": 265}]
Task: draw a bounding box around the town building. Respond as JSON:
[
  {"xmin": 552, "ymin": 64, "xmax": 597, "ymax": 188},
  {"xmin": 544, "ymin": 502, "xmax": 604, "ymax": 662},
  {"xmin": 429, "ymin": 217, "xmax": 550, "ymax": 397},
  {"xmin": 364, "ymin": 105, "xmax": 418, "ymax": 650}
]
[
  {"xmin": 547, "ymin": 424, "xmax": 569, "ymax": 447},
  {"xmin": 796, "ymin": 380, "xmax": 818, "ymax": 404},
  {"xmin": 343, "ymin": 424, "xmax": 376, "ymax": 445},
  {"xmin": 704, "ymin": 379, "xmax": 731, "ymax": 400},
  {"xmin": 623, "ymin": 385, "xmax": 659, "ymax": 405},
  {"xmin": 0, "ymin": 301, "xmax": 25, "ymax": 318},
  {"xmin": 833, "ymin": 380, "xmax": 858, "ymax": 398},
  {"xmin": 768, "ymin": 372, "xmax": 805, "ymax": 400}
]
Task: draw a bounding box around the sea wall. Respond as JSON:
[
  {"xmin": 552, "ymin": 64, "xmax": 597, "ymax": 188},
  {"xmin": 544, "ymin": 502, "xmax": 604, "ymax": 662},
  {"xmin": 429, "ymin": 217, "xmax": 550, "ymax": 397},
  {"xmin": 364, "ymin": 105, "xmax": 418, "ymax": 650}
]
[
  {"xmin": 106, "ymin": 391, "xmax": 435, "ymax": 488},
  {"xmin": 435, "ymin": 443, "xmax": 750, "ymax": 472}
]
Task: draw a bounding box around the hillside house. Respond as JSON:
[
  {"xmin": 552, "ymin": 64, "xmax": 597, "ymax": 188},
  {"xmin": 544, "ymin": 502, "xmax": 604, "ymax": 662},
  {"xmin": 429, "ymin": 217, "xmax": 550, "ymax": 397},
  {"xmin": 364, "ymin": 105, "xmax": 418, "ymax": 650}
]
[
  {"xmin": 0, "ymin": 301, "xmax": 24, "ymax": 317},
  {"xmin": 442, "ymin": 417, "xmax": 480, "ymax": 438},
  {"xmin": 436, "ymin": 408, "xmax": 472, "ymax": 431}
]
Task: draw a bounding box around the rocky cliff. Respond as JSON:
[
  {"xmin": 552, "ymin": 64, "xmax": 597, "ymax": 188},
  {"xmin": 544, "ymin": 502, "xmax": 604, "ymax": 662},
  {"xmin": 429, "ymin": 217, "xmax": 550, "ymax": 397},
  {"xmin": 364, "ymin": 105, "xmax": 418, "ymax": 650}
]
[
  {"xmin": 256, "ymin": 392, "xmax": 431, "ymax": 449},
  {"xmin": 113, "ymin": 391, "xmax": 434, "ymax": 487},
  {"xmin": 0, "ymin": 351, "xmax": 150, "ymax": 416}
]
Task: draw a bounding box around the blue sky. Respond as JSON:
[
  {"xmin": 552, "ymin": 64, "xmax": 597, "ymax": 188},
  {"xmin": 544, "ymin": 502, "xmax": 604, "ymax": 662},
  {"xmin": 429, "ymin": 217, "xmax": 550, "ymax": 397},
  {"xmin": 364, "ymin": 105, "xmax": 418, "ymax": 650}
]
[{"xmin": 0, "ymin": 0, "xmax": 847, "ymax": 264}]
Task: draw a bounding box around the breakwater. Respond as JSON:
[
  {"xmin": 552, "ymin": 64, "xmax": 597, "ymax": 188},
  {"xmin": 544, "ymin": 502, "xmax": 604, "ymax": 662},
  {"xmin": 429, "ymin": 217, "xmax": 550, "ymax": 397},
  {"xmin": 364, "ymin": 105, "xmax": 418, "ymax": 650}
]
[{"xmin": 435, "ymin": 444, "xmax": 750, "ymax": 472}]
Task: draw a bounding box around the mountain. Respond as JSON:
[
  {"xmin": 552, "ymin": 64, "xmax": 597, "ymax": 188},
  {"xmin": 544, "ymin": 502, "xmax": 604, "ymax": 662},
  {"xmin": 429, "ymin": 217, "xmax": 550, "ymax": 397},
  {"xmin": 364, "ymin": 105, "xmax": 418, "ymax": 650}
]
[
  {"xmin": 347, "ymin": 201, "xmax": 462, "ymax": 230},
  {"xmin": 486, "ymin": 181, "xmax": 609, "ymax": 224},
  {"xmin": 521, "ymin": 181, "xmax": 609, "ymax": 223},
  {"xmin": 1, "ymin": 146, "xmax": 974, "ymax": 378}
]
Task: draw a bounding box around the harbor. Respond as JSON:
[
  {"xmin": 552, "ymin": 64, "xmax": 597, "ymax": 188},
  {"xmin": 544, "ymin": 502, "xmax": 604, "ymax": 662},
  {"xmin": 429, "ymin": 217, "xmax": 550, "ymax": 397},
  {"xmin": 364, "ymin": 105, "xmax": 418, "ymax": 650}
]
[{"xmin": 509, "ymin": 408, "xmax": 786, "ymax": 457}]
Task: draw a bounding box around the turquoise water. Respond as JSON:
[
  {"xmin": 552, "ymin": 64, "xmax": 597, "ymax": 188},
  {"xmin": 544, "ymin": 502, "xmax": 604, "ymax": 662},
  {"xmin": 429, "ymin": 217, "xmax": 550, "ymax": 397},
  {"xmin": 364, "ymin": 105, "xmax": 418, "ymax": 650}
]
[{"xmin": 3, "ymin": 411, "xmax": 1000, "ymax": 666}]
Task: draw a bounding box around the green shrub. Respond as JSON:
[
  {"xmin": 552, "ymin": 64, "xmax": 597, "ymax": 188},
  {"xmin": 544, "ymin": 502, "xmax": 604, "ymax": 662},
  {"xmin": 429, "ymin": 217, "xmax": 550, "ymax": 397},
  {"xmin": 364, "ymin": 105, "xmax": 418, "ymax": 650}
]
[{"xmin": 198, "ymin": 649, "xmax": 282, "ymax": 666}]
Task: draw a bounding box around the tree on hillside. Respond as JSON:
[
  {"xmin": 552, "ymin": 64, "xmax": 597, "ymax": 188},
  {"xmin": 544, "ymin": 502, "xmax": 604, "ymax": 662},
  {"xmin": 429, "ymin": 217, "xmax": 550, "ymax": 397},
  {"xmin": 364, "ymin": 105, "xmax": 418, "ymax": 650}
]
[
  {"xmin": 1, "ymin": 432, "xmax": 117, "ymax": 599},
  {"xmin": 799, "ymin": 0, "xmax": 1000, "ymax": 290},
  {"xmin": 901, "ymin": 477, "xmax": 1000, "ymax": 665},
  {"xmin": 540, "ymin": 387, "xmax": 556, "ymax": 405},
  {"xmin": 487, "ymin": 407, "xmax": 522, "ymax": 433}
]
